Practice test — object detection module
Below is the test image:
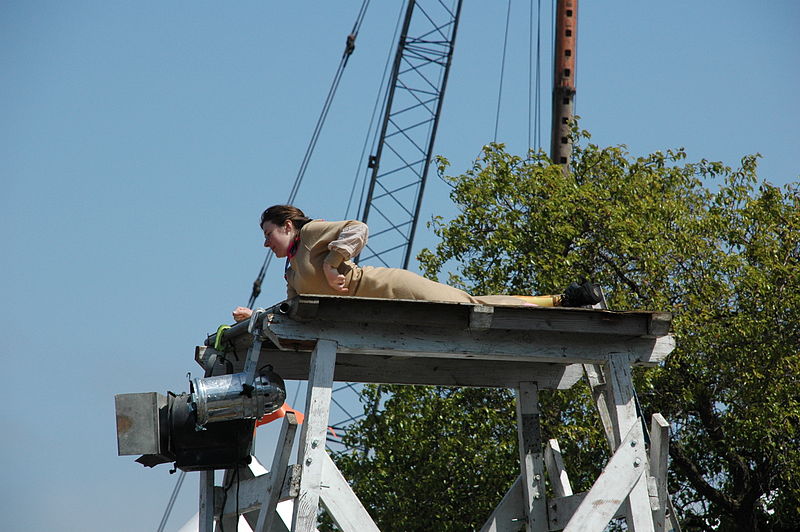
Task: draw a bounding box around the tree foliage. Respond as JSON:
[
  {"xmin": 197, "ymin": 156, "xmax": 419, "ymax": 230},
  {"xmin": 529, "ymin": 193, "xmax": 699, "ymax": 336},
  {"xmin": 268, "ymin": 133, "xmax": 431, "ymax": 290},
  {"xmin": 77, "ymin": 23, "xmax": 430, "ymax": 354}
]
[{"xmin": 331, "ymin": 130, "xmax": 800, "ymax": 531}]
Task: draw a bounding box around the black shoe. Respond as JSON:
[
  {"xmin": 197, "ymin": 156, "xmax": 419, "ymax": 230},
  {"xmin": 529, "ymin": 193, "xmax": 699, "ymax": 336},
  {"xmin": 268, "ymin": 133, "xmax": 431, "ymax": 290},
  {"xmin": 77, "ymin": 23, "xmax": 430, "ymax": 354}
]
[{"xmin": 562, "ymin": 281, "xmax": 603, "ymax": 307}]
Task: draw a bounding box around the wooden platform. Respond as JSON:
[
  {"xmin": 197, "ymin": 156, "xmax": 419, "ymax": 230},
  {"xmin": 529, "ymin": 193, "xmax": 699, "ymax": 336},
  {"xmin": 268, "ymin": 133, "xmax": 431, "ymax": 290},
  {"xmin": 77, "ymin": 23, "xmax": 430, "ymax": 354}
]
[
  {"xmin": 199, "ymin": 295, "xmax": 673, "ymax": 390},
  {"xmin": 194, "ymin": 295, "xmax": 679, "ymax": 532}
]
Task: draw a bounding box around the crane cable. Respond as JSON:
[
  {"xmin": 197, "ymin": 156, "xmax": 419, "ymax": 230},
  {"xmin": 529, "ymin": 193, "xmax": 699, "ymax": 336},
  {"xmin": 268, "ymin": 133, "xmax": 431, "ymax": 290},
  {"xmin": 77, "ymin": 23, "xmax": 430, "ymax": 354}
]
[
  {"xmin": 492, "ymin": 1, "xmax": 546, "ymax": 153},
  {"xmin": 246, "ymin": 0, "xmax": 372, "ymax": 309},
  {"xmin": 531, "ymin": 0, "xmax": 544, "ymax": 151},
  {"xmin": 345, "ymin": 1, "xmax": 408, "ymax": 221},
  {"xmin": 157, "ymin": 5, "xmax": 374, "ymax": 531},
  {"xmin": 156, "ymin": 469, "xmax": 186, "ymax": 532},
  {"xmin": 527, "ymin": 0, "xmax": 544, "ymax": 152},
  {"xmin": 493, "ymin": 0, "xmax": 512, "ymax": 143}
]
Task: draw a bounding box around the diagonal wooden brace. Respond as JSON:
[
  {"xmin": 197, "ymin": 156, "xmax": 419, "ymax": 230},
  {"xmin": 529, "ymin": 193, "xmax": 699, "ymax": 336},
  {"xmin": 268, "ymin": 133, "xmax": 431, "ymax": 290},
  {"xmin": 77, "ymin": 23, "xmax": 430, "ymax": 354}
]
[
  {"xmin": 255, "ymin": 412, "xmax": 300, "ymax": 532},
  {"xmin": 563, "ymin": 421, "xmax": 648, "ymax": 531}
]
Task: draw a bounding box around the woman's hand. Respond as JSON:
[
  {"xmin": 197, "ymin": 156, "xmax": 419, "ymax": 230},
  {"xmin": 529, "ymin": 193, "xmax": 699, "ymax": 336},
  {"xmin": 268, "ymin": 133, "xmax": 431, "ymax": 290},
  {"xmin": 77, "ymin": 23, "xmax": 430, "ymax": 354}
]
[
  {"xmin": 323, "ymin": 263, "xmax": 349, "ymax": 293},
  {"xmin": 232, "ymin": 306, "xmax": 253, "ymax": 322}
]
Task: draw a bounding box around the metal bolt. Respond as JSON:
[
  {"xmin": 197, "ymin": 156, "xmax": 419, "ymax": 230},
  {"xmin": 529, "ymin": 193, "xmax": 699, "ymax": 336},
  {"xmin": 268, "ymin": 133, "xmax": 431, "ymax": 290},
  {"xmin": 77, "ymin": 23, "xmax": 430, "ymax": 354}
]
[
  {"xmin": 534, "ymin": 474, "xmax": 541, "ymax": 481},
  {"xmin": 633, "ymin": 458, "xmax": 641, "ymax": 468},
  {"xmin": 311, "ymin": 440, "xmax": 319, "ymax": 449},
  {"xmin": 305, "ymin": 457, "xmax": 313, "ymax": 466},
  {"xmin": 533, "ymin": 494, "xmax": 541, "ymax": 500},
  {"xmin": 630, "ymin": 440, "xmax": 637, "ymax": 447}
]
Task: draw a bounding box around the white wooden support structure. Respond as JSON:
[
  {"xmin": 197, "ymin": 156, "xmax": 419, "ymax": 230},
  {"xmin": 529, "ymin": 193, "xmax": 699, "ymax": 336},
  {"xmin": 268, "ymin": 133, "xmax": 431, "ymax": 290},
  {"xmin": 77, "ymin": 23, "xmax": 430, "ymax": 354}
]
[
  {"xmin": 291, "ymin": 339, "xmax": 337, "ymax": 531},
  {"xmin": 545, "ymin": 439, "xmax": 573, "ymax": 498},
  {"xmin": 195, "ymin": 295, "xmax": 678, "ymax": 531},
  {"xmin": 516, "ymin": 382, "xmax": 548, "ymax": 531}
]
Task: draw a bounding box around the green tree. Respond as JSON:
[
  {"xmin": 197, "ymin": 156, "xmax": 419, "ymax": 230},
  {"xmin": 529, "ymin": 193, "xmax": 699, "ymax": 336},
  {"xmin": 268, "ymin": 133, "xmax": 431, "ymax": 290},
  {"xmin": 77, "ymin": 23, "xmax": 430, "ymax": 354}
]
[{"xmin": 331, "ymin": 131, "xmax": 800, "ymax": 531}]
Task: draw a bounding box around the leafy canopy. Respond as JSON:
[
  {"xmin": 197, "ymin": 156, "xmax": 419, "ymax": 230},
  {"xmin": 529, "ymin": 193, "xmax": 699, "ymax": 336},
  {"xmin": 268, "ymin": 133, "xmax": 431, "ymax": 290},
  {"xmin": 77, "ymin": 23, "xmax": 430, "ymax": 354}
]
[{"xmin": 331, "ymin": 130, "xmax": 800, "ymax": 531}]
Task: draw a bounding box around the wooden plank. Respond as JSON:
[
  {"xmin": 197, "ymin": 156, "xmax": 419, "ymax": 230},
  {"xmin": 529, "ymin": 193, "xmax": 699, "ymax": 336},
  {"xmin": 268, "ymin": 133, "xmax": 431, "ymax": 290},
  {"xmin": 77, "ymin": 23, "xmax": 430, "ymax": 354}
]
[
  {"xmin": 546, "ymin": 492, "xmax": 626, "ymax": 530},
  {"xmin": 239, "ymin": 350, "xmax": 586, "ymax": 390},
  {"xmin": 285, "ymin": 295, "xmax": 472, "ymax": 328},
  {"xmin": 650, "ymin": 413, "xmax": 670, "ymax": 532},
  {"xmin": 199, "ymin": 470, "xmax": 215, "ymax": 532},
  {"xmin": 562, "ymin": 422, "xmax": 647, "ymax": 532},
  {"xmin": 219, "ymin": 459, "xmax": 274, "ymax": 531},
  {"xmin": 516, "ymin": 382, "xmax": 548, "ymax": 531},
  {"xmin": 647, "ymin": 312, "xmax": 672, "ymax": 337},
  {"xmin": 218, "ymin": 465, "xmax": 299, "ymax": 518},
  {"xmin": 255, "ymin": 412, "xmax": 299, "ymax": 532},
  {"xmin": 264, "ymin": 317, "xmax": 675, "ymax": 366},
  {"xmin": 544, "ymin": 439, "xmax": 573, "ymax": 497},
  {"xmin": 279, "ymin": 295, "xmax": 671, "ymax": 338},
  {"xmin": 606, "ymin": 357, "xmax": 637, "ymax": 452},
  {"xmin": 488, "ymin": 306, "xmax": 652, "ymax": 336},
  {"xmin": 605, "ymin": 357, "xmax": 654, "ymax": 532},
  {"xmin": 479, "ymin": 476, "xmax": 526, "ymax": 532},
  {"xmin": 470, "ymin": 305, "xmax": 495, "ymax": 329},
  {"xmin": 583, "ymin": 364, "xmax": 617, "ymax": 449},
  {"xmin": 204, "ymin": 297, "xmax": 673, "ymax": 355},
  {"xmin": 292, "ymin": 339, "xmax": 338, "ymax": 532},
  {"xmin": 319, "ymin": 452, "xmax": 380, "ymax": 532}
]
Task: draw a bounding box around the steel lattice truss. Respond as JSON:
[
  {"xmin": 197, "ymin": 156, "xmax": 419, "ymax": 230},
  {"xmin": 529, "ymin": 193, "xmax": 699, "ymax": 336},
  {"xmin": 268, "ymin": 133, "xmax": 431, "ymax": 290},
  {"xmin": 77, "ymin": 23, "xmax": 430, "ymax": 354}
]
[
  {"xmin": 325, "ymin": 0, "xmax": 464, "ymax": 451},
  {"xmin": 361, "ymin": 0, "xmax": 463, "ymax": 269}
]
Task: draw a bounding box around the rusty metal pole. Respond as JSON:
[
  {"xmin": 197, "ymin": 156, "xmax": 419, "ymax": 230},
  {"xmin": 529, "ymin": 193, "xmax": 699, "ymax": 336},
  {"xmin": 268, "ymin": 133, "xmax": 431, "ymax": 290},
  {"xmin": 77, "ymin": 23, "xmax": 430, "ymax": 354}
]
[{"xmin": 550, "ymin": 0, "xmax": 578, "ymax": 170}]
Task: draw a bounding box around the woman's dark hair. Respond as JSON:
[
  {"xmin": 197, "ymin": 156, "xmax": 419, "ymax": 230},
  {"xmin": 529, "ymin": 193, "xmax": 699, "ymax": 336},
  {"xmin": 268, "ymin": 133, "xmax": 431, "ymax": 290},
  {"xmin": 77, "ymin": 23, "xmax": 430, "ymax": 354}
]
[{"xmin": 260, "ymin": 205, "xmax": 312, "ymax": 230}]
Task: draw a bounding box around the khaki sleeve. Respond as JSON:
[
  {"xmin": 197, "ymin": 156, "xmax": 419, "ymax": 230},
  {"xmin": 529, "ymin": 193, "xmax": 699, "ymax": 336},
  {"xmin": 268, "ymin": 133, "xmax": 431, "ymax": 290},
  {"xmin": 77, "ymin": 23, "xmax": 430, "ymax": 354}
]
[{"xmin": 326, "ymin": 221, "xmax": 368, "ymax": 263}]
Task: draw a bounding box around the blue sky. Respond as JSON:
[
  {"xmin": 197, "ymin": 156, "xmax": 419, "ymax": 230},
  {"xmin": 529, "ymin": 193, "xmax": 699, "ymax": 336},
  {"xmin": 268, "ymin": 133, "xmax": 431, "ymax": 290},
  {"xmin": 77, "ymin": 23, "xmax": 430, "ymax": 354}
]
[{"xmin": 1, "ymin": 2, "xmax": 798, "ymax": 530}]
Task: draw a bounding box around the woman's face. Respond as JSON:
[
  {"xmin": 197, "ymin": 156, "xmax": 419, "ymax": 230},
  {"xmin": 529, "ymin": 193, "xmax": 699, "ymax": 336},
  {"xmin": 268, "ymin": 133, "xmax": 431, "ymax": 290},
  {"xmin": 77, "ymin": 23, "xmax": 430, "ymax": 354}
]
[{"xmin": 261, "ymin": 220, "xmax": 295, "ymax": 258}]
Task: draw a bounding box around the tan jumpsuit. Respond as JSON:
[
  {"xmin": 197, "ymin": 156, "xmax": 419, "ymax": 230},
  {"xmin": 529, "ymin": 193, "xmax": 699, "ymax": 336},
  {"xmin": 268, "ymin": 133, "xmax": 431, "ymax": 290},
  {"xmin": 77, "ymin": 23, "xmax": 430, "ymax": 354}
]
[{"xmin": 285, "ymin": 220, "xmax": 553, "ymax": 307}]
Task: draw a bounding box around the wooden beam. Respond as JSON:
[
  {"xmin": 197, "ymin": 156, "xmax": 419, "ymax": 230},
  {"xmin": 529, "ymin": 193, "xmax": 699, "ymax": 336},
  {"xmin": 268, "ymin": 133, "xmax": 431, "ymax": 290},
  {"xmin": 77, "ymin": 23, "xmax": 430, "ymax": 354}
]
[
  {"xmin": 583, "ymin": 364, "xmax": 617, "ymax": 449},
  {"xmin": 199, "ymin": 345, "xmax": 585, "ymax": 390},
  {"xmin": 319, "ymin": 452, "xmax": 380, "ymax": 532},
  {"xmin": 562, "ymin": 422, "xmax": 647, "ymax": 531},
  {"xmin": 279, "ymin": 295, "xmax": 671, "ymax": 338},
  {"xmin": 292, "ymin": 339, "xmax": 338, "ymax": 532},
  {"xmin": 199, "ymin": 470, "xmax": 215, "ymax": 532},
  {"xmin": 649, "ymin": 413, "xmax": 671, "ymax": 532},
  {"xmin": 255, "ymin": 412, "xmax": 299, "ymax": 532},
  {"xmin": 605, "ymin": 356, "xmax": 654, "ymax": 531},
  {"xmin": 217, "ymin": 465, "xmax": 301, "ymax": 519},
  {"xmin": 263, "ymin": 317, "xmax": 674, "ymax": 366},
  {"xmin": 479, "ymin": 476, "xmax": 526, "ymax": 532},
  {"xmin": 545, "ymin": 439, "xmax": 573, "ymax": 497},
  {"xmin": 547, "ymin": 491, "xmax": 626, "ymax": 530},
  {"xmin": 516, "ymin": 382, "xmax": 548, "ymax": 531}
]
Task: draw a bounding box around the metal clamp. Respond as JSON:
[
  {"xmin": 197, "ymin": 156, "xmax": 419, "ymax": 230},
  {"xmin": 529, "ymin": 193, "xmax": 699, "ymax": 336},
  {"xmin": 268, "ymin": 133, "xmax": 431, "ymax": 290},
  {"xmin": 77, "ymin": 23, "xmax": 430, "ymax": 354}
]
[{"xmin": 242, "ymin": 308, "xmax": 267, "ymax": 386}]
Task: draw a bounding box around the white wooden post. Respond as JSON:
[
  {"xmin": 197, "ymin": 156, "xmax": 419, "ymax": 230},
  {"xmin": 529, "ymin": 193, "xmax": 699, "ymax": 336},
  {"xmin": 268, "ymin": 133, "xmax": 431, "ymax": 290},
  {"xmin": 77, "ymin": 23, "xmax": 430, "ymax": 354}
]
[
  {"xmin": 649, "ymin": 413, "xmax": 676, "ymax": 532},
  {"xmin": 516, "ymin": 382, "xmax": 548, "ymax": 531},
  {"xmin": 292, "ymin": 339, "xmax": 338, "ymax": 532},
  {"xmin": 199, "ymin": 470, "xmax": 216, "ymax": 532},
  {"xmin": 545, "ymin": 439, "xmax": 573, "ymax": 497},
  {"xmin": 583, "ymin": 363, "xmax": 617, "ymax": 449},
  {"xmin": 605, "ymin": 356, "xmax": 654, "ymax": 532}
]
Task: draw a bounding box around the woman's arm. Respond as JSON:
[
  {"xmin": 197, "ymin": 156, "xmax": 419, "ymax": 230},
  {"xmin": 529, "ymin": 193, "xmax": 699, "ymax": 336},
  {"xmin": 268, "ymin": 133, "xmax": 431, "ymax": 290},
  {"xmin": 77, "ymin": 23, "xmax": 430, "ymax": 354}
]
[
  {"xmin": 324, "ymin": 221, "xmax": 368, "ymax": 266},
  {"xmin": 232, "ymin": 306, "xmax": 253, "ymax": 322},
  {"xmin": 323, "ymin": 221, "xmax": 368, "ymax": 293}
]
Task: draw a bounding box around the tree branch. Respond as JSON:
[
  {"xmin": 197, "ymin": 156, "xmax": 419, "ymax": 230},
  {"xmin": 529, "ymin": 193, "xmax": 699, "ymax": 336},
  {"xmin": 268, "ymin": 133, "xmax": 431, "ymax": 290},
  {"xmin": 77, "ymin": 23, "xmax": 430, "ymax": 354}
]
[
  {"xmin": 598, "ymin": 251, "xmax": 647, "ymax": 299},
  {"xmin": 669, "ymin": 440, "xmax": 736, "ymax": 512},
  {"xmin": 695, "ymin": 389, "xmax": 752, "ymax": 506}
]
